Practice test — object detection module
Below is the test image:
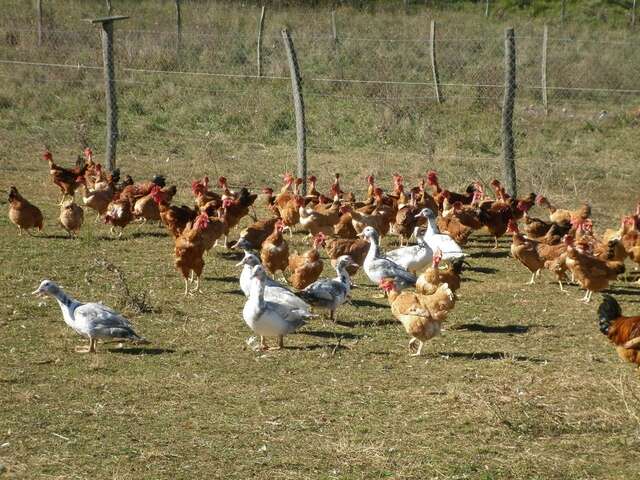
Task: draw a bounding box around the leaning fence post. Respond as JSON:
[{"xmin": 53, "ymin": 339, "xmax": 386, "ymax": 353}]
[
  {"xmin": 430, "ymin": 20, "xmax": 442, "ymax": 104},
  {"xmin": 331, "ymin": 10, "xmax": 338, "ymax": 45},
  {"xmin": 175, "ymin": 0, "xmax": 182, "ymax": 61},
  {"xmin": 36, "ymin": 0, "xmax": 43, "ymax": 46},
  {"xmin": 502, "ymin": 27, "xmax": 517, "ymax": 197},
  {"xmin": 541, "ymin": 24, "xmax": 548, "ymax": 115},
  {"xmin": 257, "ymin": 6, "xmax": 266, "ymax": 76},
  {"xmin": 281, "ymin": 28, "xmax": 307, "ymax": 196},
  {"xmin": 88, "ymin": 15, "xmax": 129, "ymax": 171}
]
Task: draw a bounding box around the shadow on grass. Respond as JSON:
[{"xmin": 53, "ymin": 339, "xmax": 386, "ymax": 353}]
[
  {"xmin": 107, "ymin": 347, "xmax": 175, "ymax": 355},
  {"xmin": 439, "ymin": 351, "xmax": 545, "ymax": 363},
  {"xmin": 604, "ymin": 287, "xmax": 640, "ymax": 296},
  {"xmin": 350, "ymin": 298, "xmax": 387, "ymax": 309},
  {"xmin": 453, "ymin": 323, "xmax": 529, "ymax": 334},
  {"xmin": 301, "ymin": 330, "xmax": 363, "ymax": 340},
  {"xmin": 469, "ymin": 250, "xmax": 509, "ymax": 259},
  {"xmin": 464, "ymin": 266, "xmax": 498, "ymax": 274},
  {"xmin": 40, "ymin": 234, "xmax": 73, "ymax": 240},
  {"xmin": 222, "ymin": 288, "xmax": 245, "ymax": 296},
  {"xmin": 285, "ymin": 343, "xmax": 349, "ymax": 352},
  {"xmin": 205, "ymin": 275, "xmax": 239, "ymax": 284},
  {"xmin": 336, "ymin": 318, "xmax": 396, "ymax": 328},
  {"xmin": 214, "ymin": 251, "xmax": 243, "ymax": 261},
  {"xmin": 129, "ymin": 230, "xmax": 168, "ymax": 239}
]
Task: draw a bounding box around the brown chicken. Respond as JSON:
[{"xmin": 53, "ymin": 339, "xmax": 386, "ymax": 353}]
[
  {"xmin": 478, "ymin": 200, "xmax": 514, "ymax": 249},
  {"xmin": 333, "ymin": 205, "xmax": 358, "ymax": 239},
  {"xmin": 278, "ymin": 195, "xmax": 304, "ymax": 233},
  {"xmin": 104, "ymin": 197, "xmax": 133, "ymax": 236},
  {"xmin": 598, "ymin": 295, "xmax": 640, "ymax": 366},
  {"xmin": 44, "ymin": 150, "xmax": 88, "ymax": 204},
  {"xmin": 349, "ymin": 206, "xmax": 390, "ymax": 237},
  {"xmin": 119, "ymin": 175, "xmax": 166, "ymax": 204},
  {"xmin": 260, "ymin": 219, "xmax": 289, "ymax": 276},
  {"xmin": 436, "ymin": 214, "xmax": 473, "ymax": 246},
  {"xmin": 380, "ymin": 279, "xmax": 456, "ymax": 356},
  {"xmin": 536, "ymin": 195, "xmax": 591, "ymax": 225},
  {"xmin": 416, "ymin": 249, "xmax": 443, "ymax": 295},
  {"xmin": 287, "ymin": 233, "xmax": 326, "ymax": 290},
  {"xmin": 507, "ymin": 220, "xmax": 545, "ymax": 285},
  {"xmin": 233, "ymin": 216, "xmax": 281, "ymax": 251},
  {"xmin": 394, "ymin": 194, "xmax": 422, "ymax": 246},
  {"xmin": 324, "ymin": 237, "xmax": 369, "ymax": 276},
  {"xmin": 299, "ymin": 200, "xmax": 342, "ymax": 236},
  {"xmin": 174, "ymin": 213, "xmax": 210, "ymax": 296},
  {"xmin": 8, "ymin": 186, "xmax": 44, "ymax": 235},
  {"xmin": 134, "ymin": 185, "xmax": 177, "ymax": 223},
  {"xmin": 152, "ymin": 188, "xmax": 198, "ymax": 238},
  {"xmin": 79, "ymin": 172, "xmax": 116, "ymax": 220},
  {"xmin": 59, "ymin": 201, "xmax": 84, "ymax": 237},
  {"xmin": 220, "ymin": 189, "xmax": 259, "ymax": 239},
  {"xmin": 438, "ymin": 258, "xmax": 465, "ymax": 294},
  {"xmin": 564, "ymin": 235, "xmax": 625, "ymax": 302},
  {"xmin": 192, "ymin": 176, "xmax": 222, "ymax": 210}
]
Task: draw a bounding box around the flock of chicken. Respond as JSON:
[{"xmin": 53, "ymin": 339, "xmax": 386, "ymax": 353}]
[{"xmin": 6, "ymin": 149, "xmax": 640, "ymax": 363}]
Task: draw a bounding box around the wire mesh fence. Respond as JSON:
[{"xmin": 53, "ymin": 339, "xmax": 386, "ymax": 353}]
[{"xmin": 0, "ymin": 2, "xmax": 639, "ymax": 197}]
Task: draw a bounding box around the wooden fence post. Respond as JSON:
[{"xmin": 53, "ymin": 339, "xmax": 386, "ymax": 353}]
[
  {"xmin": 561, "ymin": 0, "xmax": 566, "ymax": 23},
  {"xmin": 485, "ymin": 0, "xmax": 490, "ymax": 18},
  {"xmin": 430, "ymin": 20, "xmax": 442, "ymax": 104},
  {"xmin": 175, "ymin": 0, "xmax": 182, "ymax": 61},
  {"xmin": 541, "ymin": 24, "xmax": 548, "ymax": 115},
  {"xmin": 88, "ymin": 15, "xmax": 129, "ymax": 171},
  {"xmin": 257, "ymin": 6, "xmax": 266, "ymax": 76},
  {"xmin": 281, "ymin": 28, "xmax": 307, "ymax": 196},
  {"xmin": 331, "ymin": 10, "xmax": 338, "ymax": 45},
  {"xmin": 502, "ymin": 27, "xmax": 517, "ymax": 198},
  {"xmin": 36, "ymin": 0, "xmax": 43, "ymax": 46},
  {"xmin": 632, "ymin": 0, "xmax": 637, "ymax": 28}
]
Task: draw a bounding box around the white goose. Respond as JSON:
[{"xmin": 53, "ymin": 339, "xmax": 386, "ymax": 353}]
[
  {"xmin": 360, "ymin": 226, "xmax": 416, "ymax": 291},
  {"xmin": 415, "ymin": 208, "xmax": 465, "ymax": 260},
  {"xmin": 298, "ymin": 255, "xmax": 357, "ymax": 322},
  {"xmin": 385, "ymin": 226, "xmax": 434, "ymax": 274},
  {"xmin": 32, "ymin": 280, "xmax": 148, "ymax": 353},
  {"xmin": 243, "ymin": 265, "xmax": 314, "ymax": 350},
  {"xmin": 236, "ymin": 251, "xmax": 310, "ymax": 312}
]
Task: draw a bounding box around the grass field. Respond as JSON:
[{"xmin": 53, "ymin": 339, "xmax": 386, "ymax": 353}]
[{"xmin": 2, "ymin": 1, "xmax": 640, "ymax": 479}]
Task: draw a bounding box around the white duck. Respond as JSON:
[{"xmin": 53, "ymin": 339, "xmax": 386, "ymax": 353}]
[
  {"xmin": 243, "ymin": 265, "xmax": 314, "ymax": 350},
  {"xmin": 360, "ymin": 226, "xmax": 416, "ymax": 291},
  {"xmin": 414, "ymin": 208, "xmax": 465, "ymax": 260},
  {"xmin": 236, "ymin": 251, "xmax": 310, "ymax": 312},
  {"xmin": 32, "ymin": 280, "xmax": 148, "ymax": 353},
  {"xmin": 298, "ymin": 255, "xmax": 358, "ymax": 322},
  {"xmin": 385, "ymin": 226, "xmax": 434, "ymax": 274}
]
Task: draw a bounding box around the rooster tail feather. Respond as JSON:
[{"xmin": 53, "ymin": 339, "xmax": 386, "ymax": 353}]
[{"xmin": 598, "ymin": 295, "xmax": 621, "ymax": 335}]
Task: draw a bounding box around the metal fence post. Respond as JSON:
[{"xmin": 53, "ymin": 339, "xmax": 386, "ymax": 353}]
[
  {"xmin": 541, "ymin": 24, "xmax": 548, "ymax": 115},
  {"xmin": 502, "ymin": 28, "xmax": 517, "ymax": 198},
  {"xmin": 281, "ymin": 28, "xmax": 307, "ymax": 196},
  {"xmin": 430, "ymin": 20, "xmax": 442, "ymax": 104},
  {"xmin": 257, "ymin": 6, "xmax": 266, "ymax": 77},
  {"xmin": 175, "ymin": 0, "xmax": 182, "ymax": 61},
  {"xmin": 36, "ymin": 0, "xmax": 43, "ymax": 46},
  {"xmin": 89, "ymin": 15, "xmax": 129, "ymax": 172}
]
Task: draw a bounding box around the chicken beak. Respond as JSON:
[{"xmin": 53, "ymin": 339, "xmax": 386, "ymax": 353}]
[
  {"xmin": 234, "ymin": 260, "xmax": 245, "ymax": 267},
  {"xmin": 32, "ymin": 288, "xmax": 44, "ymax": 297}
]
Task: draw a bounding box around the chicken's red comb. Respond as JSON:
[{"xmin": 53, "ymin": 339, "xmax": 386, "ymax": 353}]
[
  {"xmin": 283, "ymin": 172, "xmax": 294, "ymax": 182},
  {"xmin": 442, "ymin": 190, "xmax": 451, "ymax": 199},
  {"xmin": 490, "ymin": 179, "xmax": 500, "ymax": 187},
  {"xmin": 366, "ymin": 174, "xmax": 375, "ymax": 184},
  {"xmin": 222, "ymin": 198, "xmax": 234, "ymax": 207},
  {"xmin": 535, "ymin": 194, "xmax": 545, "ymax": 205},
  {"xmin": 308, "ymin": 175, "xmax": 317, "ymax": 182},
  {"xmin": 83, "ymin": 147, "xmax": 93, "ymax": 157},
  {"xmin": 43, "ymin": 150, "xmax": 53, "ymax": 160},
  {"xmin": 295, "ymin": 177, "xmax": 303, "ymax": 185},
  {"xmin": 191, "ymin": 180, "xmax": 203, "ymax": 194},
  {"xmin": 217, "ymin": 176, "xmax": 227, "ymax": 187},
  {"xmin": 374, "ymin": 187, "xmax": 384, "ymax": 196},
  {"xmin": 426, "ymin": 170, "xmax": 438, "ymax": 185}
]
